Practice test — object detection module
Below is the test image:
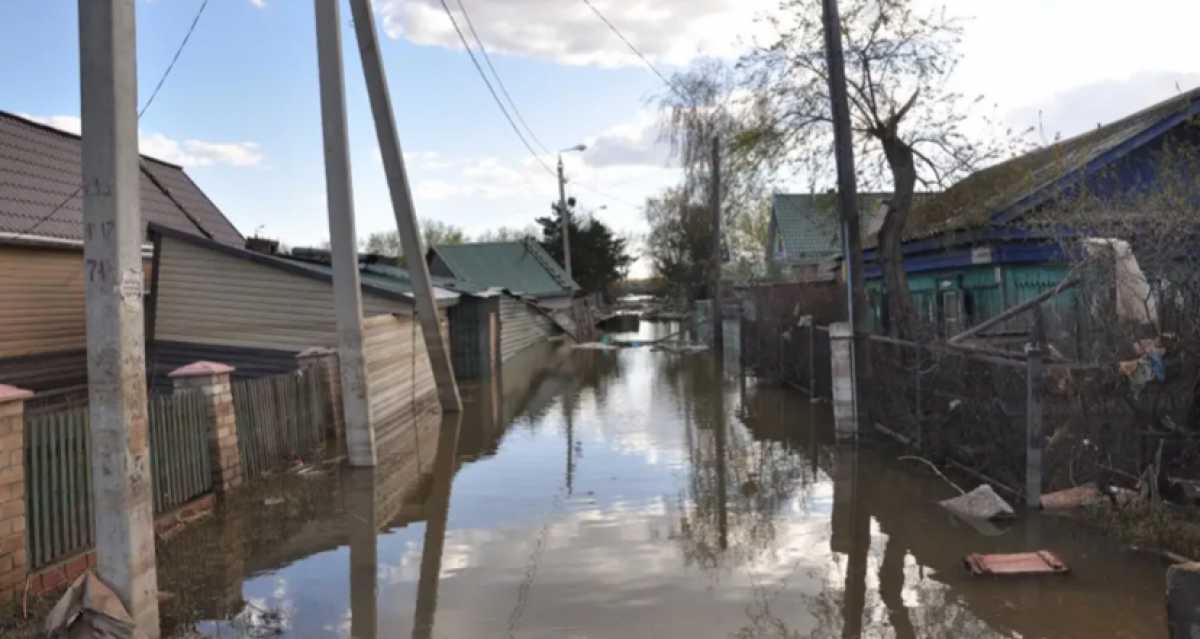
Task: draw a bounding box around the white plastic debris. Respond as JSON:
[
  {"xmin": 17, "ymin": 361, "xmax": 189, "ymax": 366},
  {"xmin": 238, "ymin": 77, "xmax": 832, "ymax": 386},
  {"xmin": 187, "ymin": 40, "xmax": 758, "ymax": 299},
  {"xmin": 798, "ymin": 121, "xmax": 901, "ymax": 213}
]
[
  {"xmin": 939, "ymin": 484, "xmax": 1015, "ymax": 521},
  {"xmin": 573, "ymin": 342, "xmax": 619, "ymax": 351}
]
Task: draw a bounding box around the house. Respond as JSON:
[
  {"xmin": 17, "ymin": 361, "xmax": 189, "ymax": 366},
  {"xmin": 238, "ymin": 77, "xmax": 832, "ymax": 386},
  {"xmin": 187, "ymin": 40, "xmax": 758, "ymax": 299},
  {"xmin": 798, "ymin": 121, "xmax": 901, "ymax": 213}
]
[
  {"xmin": 864, "ymin": 86, "xmax": 1200, "ymax": 338},
  {"xmin": 428, "ymin": 239, "xmax": 577, "ymax": 366},
  {"xmin": 0, "ymin": 111, "xmax": 243, "ymax": 392},
  {"xmin": 766, "ymin": 192, "xmax": 892, "ymax": 281}
]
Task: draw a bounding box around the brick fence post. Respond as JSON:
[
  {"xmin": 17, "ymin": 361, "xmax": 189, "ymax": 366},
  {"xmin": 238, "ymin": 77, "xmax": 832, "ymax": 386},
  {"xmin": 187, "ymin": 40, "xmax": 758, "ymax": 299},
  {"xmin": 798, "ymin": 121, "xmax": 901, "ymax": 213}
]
[
  {"xmin": 297, "ymin": 347, "xmax": 344, "ymax": 448},
  {"xmin": 169, "ymin": 362, "xmax": 242, "ymax": 494},
  {"xmin": 0, "ymin": 384, "xmax": 31, "ymax": 603}
]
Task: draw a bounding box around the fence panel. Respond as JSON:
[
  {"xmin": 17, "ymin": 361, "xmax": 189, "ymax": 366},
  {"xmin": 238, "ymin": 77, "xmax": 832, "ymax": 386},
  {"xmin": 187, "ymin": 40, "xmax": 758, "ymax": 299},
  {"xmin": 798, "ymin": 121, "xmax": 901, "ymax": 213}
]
[
  {"xmin": 148, "ymin": 390, "xmax": 214, "ymax": 514},
  {"xmin": 233, "ymin": 367, "xmax": 330, "ymax": 481},
  {"xmin": 25, "ymin": 405, "xmax": 92, "ymax": 571}
]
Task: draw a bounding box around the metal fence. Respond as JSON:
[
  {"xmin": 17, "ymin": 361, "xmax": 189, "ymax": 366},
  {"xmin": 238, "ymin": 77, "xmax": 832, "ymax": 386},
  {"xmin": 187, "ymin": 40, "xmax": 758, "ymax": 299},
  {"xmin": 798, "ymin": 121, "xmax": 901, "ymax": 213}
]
[
  {"xmin": 232, "ymin": 367, "xmax": 330, "ymax": 482},
  {"xmin": 24, "ymin": 390, "xmax": 216, "ymax": 570},
  {"xmin": 741, "ymin": 281, "xmax": 843, "ymax": 398}
]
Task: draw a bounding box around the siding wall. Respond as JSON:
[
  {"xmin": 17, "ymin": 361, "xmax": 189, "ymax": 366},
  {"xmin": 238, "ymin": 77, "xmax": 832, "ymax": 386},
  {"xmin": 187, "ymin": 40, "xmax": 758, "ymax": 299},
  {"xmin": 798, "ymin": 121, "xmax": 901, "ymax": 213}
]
[
  {"xmin": 499, "ymin": 296, "xmax": 558, "ymax": 363},
  {"xmin": 0, "ymin": 246, "xmax": 86, "ymax": 359},
  {"xmin": 363, "ymin": 313, "xmax": 442, "ymax": 450},
  {"xmin": 154, "ymin": 235, "xmax": 406, "ymax": 352}
]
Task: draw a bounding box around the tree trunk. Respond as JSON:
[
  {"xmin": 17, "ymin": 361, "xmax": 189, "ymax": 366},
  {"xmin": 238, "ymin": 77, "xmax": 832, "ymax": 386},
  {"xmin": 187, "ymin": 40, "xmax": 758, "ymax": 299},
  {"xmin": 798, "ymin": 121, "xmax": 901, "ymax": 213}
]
[{"xmin": 879, "ymin": 135, "xmax": 918, "ymax": 339}]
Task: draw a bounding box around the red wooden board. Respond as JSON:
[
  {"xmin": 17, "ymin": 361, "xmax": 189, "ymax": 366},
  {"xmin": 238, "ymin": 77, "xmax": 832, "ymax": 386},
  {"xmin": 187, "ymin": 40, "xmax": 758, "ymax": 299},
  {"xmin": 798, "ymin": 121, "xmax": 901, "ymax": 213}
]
[{"xmin": 964, "ymin": 551, "xmax": 1070, "ymax": 576}]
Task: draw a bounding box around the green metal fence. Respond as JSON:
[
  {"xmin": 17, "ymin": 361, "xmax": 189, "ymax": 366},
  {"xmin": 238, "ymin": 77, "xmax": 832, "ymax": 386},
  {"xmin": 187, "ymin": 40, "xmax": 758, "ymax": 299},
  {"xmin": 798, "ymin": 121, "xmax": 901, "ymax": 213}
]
[
  {"xmin": 232, "ymin": 367, "xmax": 330, "ymax": 482},
  {"xmin": 25, "ymin": 390, "xmax": 217, "ymax": 570}
]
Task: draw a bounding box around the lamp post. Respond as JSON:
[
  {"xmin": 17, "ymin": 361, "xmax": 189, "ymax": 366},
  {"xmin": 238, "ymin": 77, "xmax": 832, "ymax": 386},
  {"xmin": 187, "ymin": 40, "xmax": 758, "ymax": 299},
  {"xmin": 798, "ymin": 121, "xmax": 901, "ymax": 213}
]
[{"xmin": 557, "ymin": 144, "xmax": 587, "ymax": 280}]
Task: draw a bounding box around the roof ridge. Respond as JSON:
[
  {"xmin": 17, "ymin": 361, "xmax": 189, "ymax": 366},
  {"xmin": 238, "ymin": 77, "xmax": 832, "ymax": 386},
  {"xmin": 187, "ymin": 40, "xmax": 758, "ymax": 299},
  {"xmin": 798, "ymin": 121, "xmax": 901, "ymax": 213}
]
[
  {"xmin": 522, "ymin": 237, "xmax": 575, "ymax": 290},
  {"xmin": 138, "ymin": 160, "xmax": 214, "ymax": 241},
  {"xmin": 0, "ymin": 110, "xmax": 187, "ymax": 170}
]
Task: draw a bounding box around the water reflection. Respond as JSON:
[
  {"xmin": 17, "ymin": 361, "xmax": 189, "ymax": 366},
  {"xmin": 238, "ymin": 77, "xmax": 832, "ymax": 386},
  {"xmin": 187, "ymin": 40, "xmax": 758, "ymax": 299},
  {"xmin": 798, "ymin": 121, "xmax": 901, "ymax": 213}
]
[{"xmin": 176, "ymin": 321, "xmax": 1166, "ymax": 638}]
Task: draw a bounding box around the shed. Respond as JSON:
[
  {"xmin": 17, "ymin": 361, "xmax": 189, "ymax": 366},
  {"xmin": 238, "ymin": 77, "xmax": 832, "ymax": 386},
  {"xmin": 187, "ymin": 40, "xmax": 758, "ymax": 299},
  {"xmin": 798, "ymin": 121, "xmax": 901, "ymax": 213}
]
[
  {"xmin": 427, "ymin": 238, "xmax": 579, "ymax": 308},
  {"xmin": 767, "ymin": 193, "xmax": 892, "ymax": 281}
]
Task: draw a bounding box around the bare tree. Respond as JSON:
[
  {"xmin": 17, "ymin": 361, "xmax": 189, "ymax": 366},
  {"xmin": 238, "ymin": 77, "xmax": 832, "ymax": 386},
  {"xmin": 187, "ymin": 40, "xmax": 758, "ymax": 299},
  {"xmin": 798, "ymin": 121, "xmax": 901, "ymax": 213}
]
[{"xmin": 739, "ymin": 0, "xmax": 1025, "ymax": 338}]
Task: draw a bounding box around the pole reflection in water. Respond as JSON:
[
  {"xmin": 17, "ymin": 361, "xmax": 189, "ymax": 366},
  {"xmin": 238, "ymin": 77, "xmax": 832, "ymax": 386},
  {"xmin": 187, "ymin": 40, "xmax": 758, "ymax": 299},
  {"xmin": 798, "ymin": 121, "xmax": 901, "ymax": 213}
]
[
  {"xmin": 344, "ymin": 468, "xmax": 378, "ymax": 639},
  {"xmin": 831, "ymin": 444, "xmax": 868, "ymax": 639},
  {"xmin": 411, "ymin": 416, "xmax": 462, "ymax": 639}
]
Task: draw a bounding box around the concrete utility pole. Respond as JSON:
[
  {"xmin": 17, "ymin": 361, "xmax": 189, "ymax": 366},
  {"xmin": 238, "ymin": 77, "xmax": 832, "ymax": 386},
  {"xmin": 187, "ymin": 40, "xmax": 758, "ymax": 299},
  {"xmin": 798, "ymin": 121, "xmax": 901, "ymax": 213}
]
[
  {"xmin": 347, "ymin": 0, "xmax": 461, "ymax": 413},
  {"xmin": 78, "ymin": 0, "xmax": 160, "ymax": 634},
  {"xmin": 557, "ymin": 156, "xmax": 572, "ymax": 282},
  {"xmin": 314, "ymin": 0, "xmax": 376, "ymax": 466},
  {"xmin": 556, "ymin": 144, "xmax": 586, "ymax": 281},
  {"xmin": 710, "ymin": 136, "xmax": 724, "ymax": 351},
  {"xmin": 821, "ymin": 0, "xmax": 866, "ymax": 437}
]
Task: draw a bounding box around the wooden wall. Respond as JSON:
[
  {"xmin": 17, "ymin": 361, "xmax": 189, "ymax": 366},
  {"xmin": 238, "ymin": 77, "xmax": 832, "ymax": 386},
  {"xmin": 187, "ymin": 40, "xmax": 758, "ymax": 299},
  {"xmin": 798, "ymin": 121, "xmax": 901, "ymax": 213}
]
[
  {"xmin": 499, "ymin": 296, "xmax": 558, "ymax": 363},
  {"xmin": 154, "ymin": 234, "xmax": 405, "ymax": 352},
  {"xmin": 363, "ymin": 313, "xmax": 442, "ymax": 451}
]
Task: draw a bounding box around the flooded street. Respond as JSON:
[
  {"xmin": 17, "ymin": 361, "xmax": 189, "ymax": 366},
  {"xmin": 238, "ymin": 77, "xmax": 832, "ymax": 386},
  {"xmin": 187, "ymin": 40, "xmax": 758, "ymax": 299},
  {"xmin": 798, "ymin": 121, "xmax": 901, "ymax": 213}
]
[{"xmin": 181, "ymin": 322, "xmax": 1166, "ymax": 638}]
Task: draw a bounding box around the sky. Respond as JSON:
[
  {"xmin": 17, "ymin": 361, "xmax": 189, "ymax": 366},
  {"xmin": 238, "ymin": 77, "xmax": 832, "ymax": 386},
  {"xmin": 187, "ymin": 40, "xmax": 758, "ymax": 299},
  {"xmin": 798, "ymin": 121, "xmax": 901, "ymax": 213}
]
[{"xmin": 1, "ymin": 0, "xmax": 1198, "ymax": 277}]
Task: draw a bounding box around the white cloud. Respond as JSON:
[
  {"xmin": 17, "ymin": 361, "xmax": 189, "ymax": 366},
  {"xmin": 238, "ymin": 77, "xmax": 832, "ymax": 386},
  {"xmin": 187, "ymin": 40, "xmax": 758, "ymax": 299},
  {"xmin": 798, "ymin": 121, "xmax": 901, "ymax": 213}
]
[
  {"xmin": 20, "ymin": 113, "xmax": 264, "ymax": 169},
  {"xmin": 248, "ymin": 0, "xmax": 267, "ymax": 8},
  {"xmin": 373, "ymin": 0, "xmax": 773, "ymax": 67},
  {"xmin": 583, "ymin": 110, "xmax": 670, "ymax": 168}
]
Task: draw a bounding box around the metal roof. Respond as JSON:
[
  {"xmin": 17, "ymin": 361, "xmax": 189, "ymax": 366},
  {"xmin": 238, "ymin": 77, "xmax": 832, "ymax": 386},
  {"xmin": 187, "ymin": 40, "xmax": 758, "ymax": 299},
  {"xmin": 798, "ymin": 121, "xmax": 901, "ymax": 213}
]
[
  {"xmin": 0, "ymin": 111, "xmax": 244, "ymax": 247},
  {"xmin": 428, "ymin": 238, "xmax": 579, "ymax": 298},
  {"xmin": 771, "ymin": 193, "xmax": 891, "ymax": 264}
]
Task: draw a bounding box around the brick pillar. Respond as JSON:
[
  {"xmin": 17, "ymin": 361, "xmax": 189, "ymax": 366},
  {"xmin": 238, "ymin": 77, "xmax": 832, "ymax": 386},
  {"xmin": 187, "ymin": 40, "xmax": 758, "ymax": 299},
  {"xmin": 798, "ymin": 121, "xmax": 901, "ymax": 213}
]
[
  {"xmin": 297, "ymin": 347, "xmax": 344, "ymax": 449},
  {"xmin": 169, "ymin": 362, "xmax": 241, "ymax": 494},
  {"xmin": 830, "ymin": 322, "xmax": 858, "ymax": 439},
  {"xmin": 0, "ymin": 384, "xmax": 31, "ymax": 603}
]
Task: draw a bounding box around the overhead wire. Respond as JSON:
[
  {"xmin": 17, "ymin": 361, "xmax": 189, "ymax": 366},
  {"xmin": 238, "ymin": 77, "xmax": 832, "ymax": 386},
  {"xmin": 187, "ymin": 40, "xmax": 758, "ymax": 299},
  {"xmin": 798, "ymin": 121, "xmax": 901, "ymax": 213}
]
[
  {"xmin": 578, "ymin": 0, "xmax": 685, "ymax": 100},
  {"xmin": 15, "ymin": 0, "xmax": 211, "ymax": 240},
  {"xmin": 454, "ymin": 0, "xmax": 550, "ymax": 156},
  {"xmin": 438, "ymin": 0, "xmax": 556, "ymax": 179}
]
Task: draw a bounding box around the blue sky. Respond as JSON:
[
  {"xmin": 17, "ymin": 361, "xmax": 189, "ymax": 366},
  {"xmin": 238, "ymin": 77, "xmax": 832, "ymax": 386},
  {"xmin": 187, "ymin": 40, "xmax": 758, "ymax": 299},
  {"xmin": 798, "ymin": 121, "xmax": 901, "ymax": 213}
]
[{"xmin": 2, "ymin": 1, "xmax": 1199, "ymax": 276}]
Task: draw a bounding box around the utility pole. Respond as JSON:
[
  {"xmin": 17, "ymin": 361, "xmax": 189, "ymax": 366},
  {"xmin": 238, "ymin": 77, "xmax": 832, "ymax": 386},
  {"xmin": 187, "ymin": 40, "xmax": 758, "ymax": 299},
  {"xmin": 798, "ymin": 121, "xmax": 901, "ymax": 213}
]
[
  {"xmin": 710, "ymin": 136, "xmax": 724, "ymax": 351},
  {"xmin": 78, "ymin": 0, "xmax": 160, "ymax": 634},
  {"xmin": 557, "ymin": 155, "xmax": 572, "ymax": 282},
  {"xmin": 822, "ymin": 0, "xmax": 868, "ymax": 336},
  {"xmin": 314, "ymin": 0, "xmax": 376, "ymax": 465},
  {"xmin": 348, "ymin": 0, "xmax": 461, "ymax": 413},
  {"xmin": 822, "ymin": 0, "xmax": 866, "ymax": 435}
]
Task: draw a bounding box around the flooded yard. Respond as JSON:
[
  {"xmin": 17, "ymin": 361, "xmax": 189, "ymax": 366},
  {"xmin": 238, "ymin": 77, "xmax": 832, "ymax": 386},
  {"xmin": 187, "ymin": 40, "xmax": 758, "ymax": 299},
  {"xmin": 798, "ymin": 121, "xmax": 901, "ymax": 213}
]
[{"xmin": 171, "ymin": 322, "xmax": 1167, "ymax": 638}]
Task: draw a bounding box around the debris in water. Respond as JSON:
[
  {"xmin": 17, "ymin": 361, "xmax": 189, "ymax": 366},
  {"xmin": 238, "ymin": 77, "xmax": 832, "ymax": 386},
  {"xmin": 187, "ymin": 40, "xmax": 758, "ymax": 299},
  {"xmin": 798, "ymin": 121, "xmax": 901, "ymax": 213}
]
[
  {"xmin": 939, "ymin": 484, "xmax": 1015, "ymax": 521},
  {"xmin": 263, "ymin": 497, "xmax": 285, "ymax": 507},
  {"xmin": 1040, "ymin": 483, "xmax": 1102, "ymax": 511},
  {"xmin": 45, "ymin": 572, "xmax": 143, "ymax": 638},
  {"xmin": 573, "ymin": 342, "xmax": 619, "ymax": 351},
  {"xmin": 964, "ymin": 550, "xmax": 1070, "ymax": 576}
]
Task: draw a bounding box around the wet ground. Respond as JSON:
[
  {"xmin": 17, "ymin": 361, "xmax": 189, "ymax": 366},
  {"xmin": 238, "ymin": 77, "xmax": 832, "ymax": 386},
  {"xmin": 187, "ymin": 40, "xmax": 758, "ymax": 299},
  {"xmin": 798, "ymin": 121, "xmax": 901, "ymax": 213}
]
[{"xmin": 171, "ymin": 321, "xmax": 1168, "ymax": 638}]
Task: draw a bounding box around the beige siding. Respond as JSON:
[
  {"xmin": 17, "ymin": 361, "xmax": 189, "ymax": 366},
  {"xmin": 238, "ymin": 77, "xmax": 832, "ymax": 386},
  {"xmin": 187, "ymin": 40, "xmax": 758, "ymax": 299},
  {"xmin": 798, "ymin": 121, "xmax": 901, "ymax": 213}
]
[
  {"xmin": 363, "ymin": 313, "xmax": 441, "ymax": 450},
  {"xmin": 499, "ymin": 296, "xmax": 558, "ymax": 362},
  {"xmin": 0, "ymin": 246, "xmax": 86, "ymax": 358},
  {"xmin": 155, "ymin": 235, "xmax": 407, "ymax": 351}
]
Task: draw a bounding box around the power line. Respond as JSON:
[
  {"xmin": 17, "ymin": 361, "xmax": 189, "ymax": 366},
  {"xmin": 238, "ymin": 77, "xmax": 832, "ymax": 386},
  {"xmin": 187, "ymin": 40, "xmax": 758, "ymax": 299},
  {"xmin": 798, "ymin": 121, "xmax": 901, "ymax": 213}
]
[
  {"xmin": 454, "ymin": 0, "xmax": 550, "ymax": 155},
  {"xmin": 438, "ymin": 0, "xmax": 555, "ymax": 178},
  {"xmin": 16, "ymin": 0, "xmax": 211, "ymax": 239},
  {"xmin": 579, "ymin": 0, "xmax": 683, "ymax": 99}
]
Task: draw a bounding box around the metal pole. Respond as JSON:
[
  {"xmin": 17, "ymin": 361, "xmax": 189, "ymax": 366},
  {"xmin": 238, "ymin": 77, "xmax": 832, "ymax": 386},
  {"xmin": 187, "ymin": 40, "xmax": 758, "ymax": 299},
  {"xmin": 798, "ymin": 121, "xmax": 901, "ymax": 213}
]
[
  {"xmin": 558, "ymin": 155, "xmax": 573, "ymax": 281},
  {"xmin": 314, "ymin": 0, "xmax": 376, "ymax": 466},
  {"xmin": 710, "ymin": 136, "xmax": 724, "ymax": 350},
  {"xmin": 78, "ymin": 1, "xmax": 160, "ymax": 633},
  {"xmin": 821, "ymin": 0, "xmax": 865, "ymax": 431},
  {"xmin": 348, "ymin": 0, "xmax": 462, "ymax": 412},
  {"xmin": 1025, "ymin": 309, "xmax": 1046, "ymax": 508}
]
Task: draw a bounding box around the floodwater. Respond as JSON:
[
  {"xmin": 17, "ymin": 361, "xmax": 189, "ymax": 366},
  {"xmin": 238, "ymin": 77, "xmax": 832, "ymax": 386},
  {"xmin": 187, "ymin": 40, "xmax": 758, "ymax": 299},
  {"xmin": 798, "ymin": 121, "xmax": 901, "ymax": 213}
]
[{"xmin": 175, "ymin": 321, "xmax": 1167, "ymax": 638}]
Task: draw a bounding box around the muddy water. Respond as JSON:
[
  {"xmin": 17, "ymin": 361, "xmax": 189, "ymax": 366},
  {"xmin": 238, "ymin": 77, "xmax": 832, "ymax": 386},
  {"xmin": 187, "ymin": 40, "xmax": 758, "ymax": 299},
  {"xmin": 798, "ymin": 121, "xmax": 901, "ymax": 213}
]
[{"xmin": 180, "ymin": 322, "xmax": 1166, "ymax": 638}]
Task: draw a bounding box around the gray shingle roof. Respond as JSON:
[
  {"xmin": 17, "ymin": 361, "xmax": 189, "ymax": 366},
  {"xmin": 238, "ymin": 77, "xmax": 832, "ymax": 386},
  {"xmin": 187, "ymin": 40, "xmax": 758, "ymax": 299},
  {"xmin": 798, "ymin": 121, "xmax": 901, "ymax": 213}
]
[
  {"xmin": 0, "ymin": 111, "xmax": 243, "ymax": 246},
  {"xmin": 427, "ymin": 238, "xmax": 579, "ymax": 298}
]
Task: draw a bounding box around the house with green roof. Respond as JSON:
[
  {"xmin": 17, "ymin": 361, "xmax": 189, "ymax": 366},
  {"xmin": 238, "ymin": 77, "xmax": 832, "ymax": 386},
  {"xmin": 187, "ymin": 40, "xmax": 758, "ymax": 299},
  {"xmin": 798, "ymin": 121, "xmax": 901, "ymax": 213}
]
[
  {"xmin": 863, "ymin": 85, "xmax": 1200, "ymax": 338},
  {"xmin": 766, "ymin": 192, "xmax": 891, "ymax": 281},
  {"xmin": 426, "ymin": 238, "xmax": 579, "ymax": 309}
]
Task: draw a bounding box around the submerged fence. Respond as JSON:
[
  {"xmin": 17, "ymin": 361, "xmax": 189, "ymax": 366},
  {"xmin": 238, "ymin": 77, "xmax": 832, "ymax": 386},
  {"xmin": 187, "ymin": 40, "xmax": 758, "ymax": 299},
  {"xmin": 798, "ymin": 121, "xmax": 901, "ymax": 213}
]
[
  {"xmin": 232, "ymin": 366, "xmax": 331, "ymax": 482},
  {"xmin": 25, "ymin": 391, "xmax": 215, "ymax": 569},
  {"xmin": 24, "ymin": 366, "xmax": 333, "ymax": 570}
]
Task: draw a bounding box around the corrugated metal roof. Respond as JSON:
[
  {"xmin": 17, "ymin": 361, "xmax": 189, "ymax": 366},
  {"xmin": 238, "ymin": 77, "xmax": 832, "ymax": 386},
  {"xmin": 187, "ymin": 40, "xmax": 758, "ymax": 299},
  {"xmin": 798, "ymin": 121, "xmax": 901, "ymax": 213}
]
[
  {"xmin": 771, "ymin": 193, "xmax": 892, "ymax": 264},
  {"xmin": 0, "ymin": 111, "xmax": 243, "ymax": 246},
  {"xmin": 907, "ymin": 85, "xmax": 1200, "ymax": 239},
  {"xmin": 428, "ymin": 238, "xmax": 579, "ymax": 298}
]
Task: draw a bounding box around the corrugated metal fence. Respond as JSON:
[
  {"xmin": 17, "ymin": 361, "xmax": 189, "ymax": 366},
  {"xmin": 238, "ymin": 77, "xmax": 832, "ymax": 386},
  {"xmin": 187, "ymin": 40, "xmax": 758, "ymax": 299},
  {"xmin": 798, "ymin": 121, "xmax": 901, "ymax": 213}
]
[
  {"xmin": 24, "ymin": 390, "xmax": 216, "ymax": 570},
  {"xmin": 232, "ymin": 367, "xmax": 330, "ymax": 482}
]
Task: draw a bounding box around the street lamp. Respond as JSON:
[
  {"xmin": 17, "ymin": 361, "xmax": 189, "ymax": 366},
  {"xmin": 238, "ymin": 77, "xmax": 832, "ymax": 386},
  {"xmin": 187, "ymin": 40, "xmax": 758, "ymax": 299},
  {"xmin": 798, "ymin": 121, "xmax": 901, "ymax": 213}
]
[{"xmin": 558, "ymin": 144, "xmax": 587, "ymax": 281}]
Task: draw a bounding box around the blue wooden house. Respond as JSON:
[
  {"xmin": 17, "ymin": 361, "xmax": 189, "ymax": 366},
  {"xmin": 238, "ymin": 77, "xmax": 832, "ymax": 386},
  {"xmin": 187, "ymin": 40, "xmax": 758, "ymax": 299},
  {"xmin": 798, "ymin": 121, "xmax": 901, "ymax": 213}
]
[{"xmin": 864, "ymin": 86, "xmax": 1200, "ymax": 336}]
